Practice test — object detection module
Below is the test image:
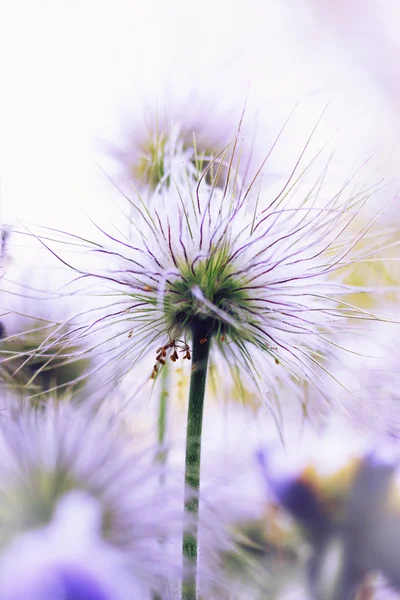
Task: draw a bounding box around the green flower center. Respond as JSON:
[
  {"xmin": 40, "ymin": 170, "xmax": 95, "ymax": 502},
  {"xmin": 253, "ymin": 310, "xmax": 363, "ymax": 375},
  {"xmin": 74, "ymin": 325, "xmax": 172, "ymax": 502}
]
[
  {"xmin": 163, "ymin": 247, "xmax": 251, "ymax": 340},
  {"xmin": 133, "ymin": 133, "xmax": 167, "ymax": 189},
  {"xmin": 132, "ymin": 130, "xmax": 227, "ymax": 189}
]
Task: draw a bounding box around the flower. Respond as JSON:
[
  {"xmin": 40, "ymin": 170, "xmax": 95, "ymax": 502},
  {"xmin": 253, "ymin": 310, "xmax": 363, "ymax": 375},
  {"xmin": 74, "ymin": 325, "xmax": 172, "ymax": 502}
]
[
  {"xmin": 0, "ymin": 491, "xmax": 140, "ymax": 600},
  {"xmin": 0, "ymin": 402, "xmax": 180, "ymax": 598},
  {"xmin": 37, "ymin": 117, "xmax": 394, "ymax": 428},
  {"xmin": 0, "ymin": 232, "xmax": 125, "ymax": 406},
  {"xmin": 257, "ymin": 442, "xmax": 400, "ymax": 599},
  {"xmin": 97, "ymin": 93, "xmax": 263, "ymax": 198},
  {"xmin": 0, "ymin": 245, "xmax": 92, "ymax": 404}
]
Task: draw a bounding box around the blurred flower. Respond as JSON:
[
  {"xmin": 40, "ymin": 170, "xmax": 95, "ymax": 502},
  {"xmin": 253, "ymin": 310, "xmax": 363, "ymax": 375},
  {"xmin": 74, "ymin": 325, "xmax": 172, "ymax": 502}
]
[
  {"xmin": 0, "ymin": 491, "xmax": 139, "ymax": 600},
  {"xmin": 258, "ymin": 442, "xmax": 400, "ymax": 599},
  {"xmin": 0, "ymin": 323, "xmax": 88, "ymax": 404},
  {"xmin": 0, "ymin": 235, "xmax": 117, "ymax": 406},
  {"xmin": 0, "ymin": 402, "xmax": 180, "ymax": 598},
  {"xmin": 39, "ymin": 120, "xmax": 396, "ymax": 427},
  {"xmin": 102, "ymin": 97, "xmax": 258, "ymax": 193}
]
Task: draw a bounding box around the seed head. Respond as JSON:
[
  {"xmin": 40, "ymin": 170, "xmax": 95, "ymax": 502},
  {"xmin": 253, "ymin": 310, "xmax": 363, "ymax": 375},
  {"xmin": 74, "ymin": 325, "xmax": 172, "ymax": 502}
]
[
  {"xmin": 0, "ymin": 257, "xmax": 94, "ymax": 405},
  {"xmin": 40, "ymin": 117, "xmax": 395, "ymax": 426},
  {"xmin": 102, "ymin": 98, "xmax": 254, "ymax": 193}
]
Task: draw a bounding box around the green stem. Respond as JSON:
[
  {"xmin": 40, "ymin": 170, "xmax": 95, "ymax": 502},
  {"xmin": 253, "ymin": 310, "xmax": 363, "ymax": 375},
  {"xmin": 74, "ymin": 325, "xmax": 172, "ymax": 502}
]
[
  {"xmin": 182, "ymin": 320, "xmax": 211, "ymax": 600},
  {"xmin": 153, "ymin": 365, "xmax": 170, "ymax": 600},
  {"xmin": 157, "ymin": 362, "xmax": 169, "ymax": 469}
]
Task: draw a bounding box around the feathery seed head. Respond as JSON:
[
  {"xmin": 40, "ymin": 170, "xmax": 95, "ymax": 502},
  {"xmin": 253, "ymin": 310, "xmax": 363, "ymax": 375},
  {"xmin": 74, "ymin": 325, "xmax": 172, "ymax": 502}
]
[
  {"xmin": 104, "ymin": 98, "xmax": 252, "ymax": 193},
  {"xmin": 127, "ymin": 122, "xmax": 230, "ymax": 190},
  {"xmin": 0, "ymin": 261, "xmax": 92, "ymax": 404},
  {"xmin": 0, "ymin": 239, "xmax": 127, "ymax": 406},
  {"xmin": 0, "ymin": 323, "xmax": 89, "ymax": 403},
  {"xmin": 41, "ymin": 114, "xmax": 396, "ymax": 425}
]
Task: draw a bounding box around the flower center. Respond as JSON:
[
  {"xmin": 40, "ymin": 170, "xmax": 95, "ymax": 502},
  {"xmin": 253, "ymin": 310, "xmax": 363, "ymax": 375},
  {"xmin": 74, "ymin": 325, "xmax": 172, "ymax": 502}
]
[
  {"xmin": 163, "ymin": 250, "xmax": 251, "ymax": 341},
  {"xmin": 133, "ymin": 132, "xmax": 167, "ymax": 188},
  {"xmin": 133, "ymin": 129, "xmax": 227, "ymax": 189}
]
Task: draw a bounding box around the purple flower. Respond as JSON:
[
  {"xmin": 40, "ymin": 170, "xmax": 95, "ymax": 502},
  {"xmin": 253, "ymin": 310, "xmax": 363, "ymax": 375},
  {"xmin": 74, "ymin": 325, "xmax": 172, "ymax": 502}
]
[
  {"xmin": 0, "ymin": 404, "xmax": 180, "ymax": 599},
  {"xmin": 0, "ymin": 492, "xmax": 139, "ymax": 600},
  {"xmin": 258, "ymin": 444, "xmax": 400, "ymax": 599}
]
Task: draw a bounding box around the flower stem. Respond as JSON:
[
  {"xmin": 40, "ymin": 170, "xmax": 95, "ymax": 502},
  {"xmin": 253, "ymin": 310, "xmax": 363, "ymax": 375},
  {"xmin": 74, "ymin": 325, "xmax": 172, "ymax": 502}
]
[
  {"xmin": 157, "ymin": 362, "xmax": 169, "ymax": 471},
  {"xmin": 182, "ymin": 320, "xmax": 211, "ymax": 600},
  {"xmin": 152, "ymin": 365, "xmax": 169, "ymax": 600}
]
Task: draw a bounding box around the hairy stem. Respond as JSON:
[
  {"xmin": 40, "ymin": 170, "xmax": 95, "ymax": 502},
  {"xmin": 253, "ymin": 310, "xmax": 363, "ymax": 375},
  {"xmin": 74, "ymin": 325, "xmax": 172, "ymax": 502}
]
[{"xmin": 182, "ymin": 320, "xmax": 211, "ymax": 600}]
